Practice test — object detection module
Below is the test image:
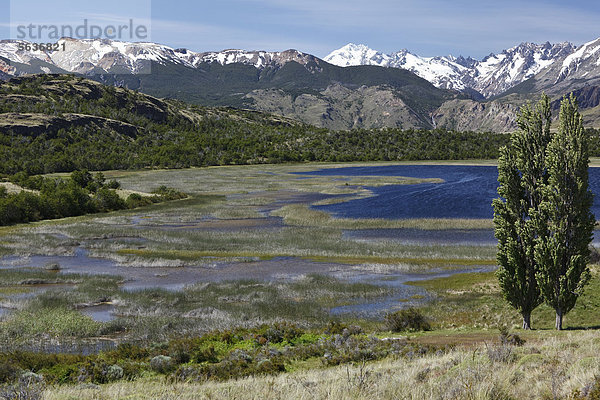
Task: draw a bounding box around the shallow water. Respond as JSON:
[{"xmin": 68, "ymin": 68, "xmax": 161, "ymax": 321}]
[
  {"xmin": 0, "ymin": 246, "xmax": 496, "ymax": 317},
  {"xmin": 81, "ymin": 304, "xmax": 116, "ymax": 322},
  {"xmin": 1, "ymin": 169, "xmax": 534, "ymax": 322},
  {"xmin": 300, "ymin": 165, "xmax": 600, "ymax": 219},
  {"xmin": 329, "ymin": 265, "xmax": 495, "ymax": 317}
]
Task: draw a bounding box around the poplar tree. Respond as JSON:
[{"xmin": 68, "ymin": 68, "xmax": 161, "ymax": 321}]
[
  {"xmin": 535, "ymin": 94, "xmax": 595, "ymax": 330},
  {"xmin": 493, "ymin": 94, "xmax": 551, "ymax": 330}
]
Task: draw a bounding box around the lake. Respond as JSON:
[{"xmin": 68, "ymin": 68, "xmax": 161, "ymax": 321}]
[{"xmin": 300, "ymin": 165, "xmax": 600, "ymax": 219}]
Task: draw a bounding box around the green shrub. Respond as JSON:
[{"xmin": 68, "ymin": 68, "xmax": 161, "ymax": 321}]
[
  {"xmin": 105, "ymin": 179, "xmax": 121, "ymax": 189},
  {"xmin": 499, "ymin": 326, "xmax": 525, "ymax": 346},
  {"xmin": 93, "ymin": 188, "xmax": 126, "ymax": 212},
  {"xmin": 151, "ymin": 186, "xmax": 187, "ymax": 201},
  {"xmin": 38, "ymin": 364, "xmax": 79, "ymax": 385},
  {"xmin": 126, "ymin": 193, "xmax": 153, "ymax": 209},
  {"xmin": 167, "ymin": 338, "xmax": 200, "ymax": 364},
  {"xmin": 256, "ymin": 322, "xmax": 304, "ymax": 344},
  {"xmin": 105, "ymin": 365, "xmax": 124, "ymax": 381},
  {"xmin": 149, "ymin": 356, "xmax": 174, "ymax": 374},
  {"xmin": 108, "ymin": 343, "xmax": 149, "ymax": 362},
  {"xmin": 0, "ymin": 352, "xmax": 84, "ymax": 374},
  {"xmin": 0, "ymin": 361, "xmax": 19, "ymax": 383},
  {"xmin": 385, "ymin": 308, "xmax": 431, "ymax": 332},
  {"xmin": 70, "ymin": 170, "xmax": 93, "ymax": 189}
]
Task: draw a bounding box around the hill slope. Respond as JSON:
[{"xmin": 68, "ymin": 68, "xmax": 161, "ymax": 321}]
[
  {"xmin": 0, "ymin": 75, "xmax": 511, "ymax": 174},
  {"xmin": 0, "ymin": 39, "xmax": 465, "ymax": 130}
]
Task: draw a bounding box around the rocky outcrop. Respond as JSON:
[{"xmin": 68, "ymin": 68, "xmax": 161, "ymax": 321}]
[
  {"xmin": 246, "ymin": 84, "xmax": 430, "ymax": 130},
  {"xmin": 432, "ymin": 99, "xmax": 519, "ymax": 132},
  {"xmin": 0, "ymin": 113, "xmax": 140, "ymax": 138}
]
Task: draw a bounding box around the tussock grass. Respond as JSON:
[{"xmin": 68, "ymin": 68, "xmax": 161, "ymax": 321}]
[
  {"xmin": 44, "ymin": 331, "xmax": 600, "ymax": 400},
  {"xmin": 2, "ymin": 308, "xmax": 100, "ymax": 339},
  {"xmin": 0, "ymin": 271, "xmax": 391, "ymax": 345},
  {"xmin": 304, "ymin": 255, "xmax": 496, "ymax": 266},
  {"xmin": 106, "ymin": 163, "xmax": 444, "ymax": 197}
]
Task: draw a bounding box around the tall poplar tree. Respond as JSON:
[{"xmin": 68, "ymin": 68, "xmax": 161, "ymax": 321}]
[
  {"xmin": 535, "ymin": 94, "xmax": 595, "ymax": 330},
  {"xmin": 493, "ymin": 94, "xmax": 552, "ymax": 330}
]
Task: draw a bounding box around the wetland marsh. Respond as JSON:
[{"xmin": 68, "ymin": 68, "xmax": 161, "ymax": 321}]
[
  {"xmin": 1, "ymin": 161, "xmax": 599, "ymax": 348},
  {"xmin": 3, "ymin": 161, "xmax": 600, "ymax": 400}
]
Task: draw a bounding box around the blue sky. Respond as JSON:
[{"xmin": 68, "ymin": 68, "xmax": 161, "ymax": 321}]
[{"xmin": 2, "ymin": 0, "xmax": 600, "ymax": 59}]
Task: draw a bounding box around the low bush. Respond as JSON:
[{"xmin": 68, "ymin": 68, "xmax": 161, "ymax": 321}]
[
  {"xmin": 125, "ymin": 193, "xmax": 153, "ymax": 209},
  {"xmin": 385, "ymin": 308, "xmax": 431, "ymax": 332},
  {"xmin": 151, "ymin": 186, "xmax": 187, "ymax": 201},
  {"xmin": 0, "ymin": 361, "xmax": 19, "ymax": 383},
  {"xmin": 108, "ymin": 343, "xmax": 149, "ymax": 362},
  {"xmin": 256, "ymin": 321, "xmax": 304, "ymax": 344},
  {"xmin": 149, "ymin": 356, "xmax": 174, "ymax": 374}
]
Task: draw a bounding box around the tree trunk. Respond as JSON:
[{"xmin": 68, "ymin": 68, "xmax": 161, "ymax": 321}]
[
  {"xmin": 522, "ymin": 312, "xmax": 532, "ymax": 330},
  {"xmin": 555, "ymin": 309, "xmax": 563, "ymax": 330}
]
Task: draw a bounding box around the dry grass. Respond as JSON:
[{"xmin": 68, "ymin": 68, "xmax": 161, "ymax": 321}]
[
  {"xmin": 0, "ymin": 182, "xmax": 38, "ymax": 194},
  {"xmin": 43, "ymin": 331, "xmax": 600, "ymax": 400}
]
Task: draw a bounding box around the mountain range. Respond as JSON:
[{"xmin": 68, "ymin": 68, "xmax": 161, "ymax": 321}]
[
  {"xmin": 325, "ymin": 42, "xmax": 579, "ymax": 98},
  {"xmin": 2, "ymin": 37, "xmax": 600, "ymax": 132}
]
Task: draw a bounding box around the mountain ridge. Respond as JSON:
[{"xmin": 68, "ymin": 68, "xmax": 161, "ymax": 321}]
[
  {"xmin": 2, "ymin": 37, "xmax": 600, "ymax": 132},
  {"xmin": 324, "ymin": 41, "xmax": 578, "ymax": 98}
]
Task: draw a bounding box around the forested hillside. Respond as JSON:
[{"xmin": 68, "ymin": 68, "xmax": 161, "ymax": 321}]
[{"xmin": 2, "ymin": 74, "xmax": 596, "ymax": 175}]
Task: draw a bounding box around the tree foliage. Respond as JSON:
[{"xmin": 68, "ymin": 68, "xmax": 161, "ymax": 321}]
[
  {"xmin": 494, "ymin": 93, "xmax": 595, "ymax": 330},
  {"xmin": 534, "ymin": 94, "xmax": 595, "ymax": 330},
  {"xmin": 493, "ymin": 94, "xmax": 552, "ymax": 330},
  {"xmin": 0, "ymin": 75, "xmax": 511, "ymax": 175}
]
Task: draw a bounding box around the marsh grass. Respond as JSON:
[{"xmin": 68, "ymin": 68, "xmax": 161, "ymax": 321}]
[
  {"xmin": 0, "ymin": 164, "xmax": 496, "ymax": 269},
  {"xmin": 0, "ymin": 271, "xmax": 392, "ymax": 344},
  {"xmin": 5, "ymin": 163, "xmax": 600, "ymax": 398},
  {"xmin": 1, "ymin": 308, "xmax": 100, "ymax": 339},
  {"xmin": 103, "ymin": 224, "xmax": 496, "ymax": 264},
  {"xmin": 272, "ymin": 204, "xmax": 494, "ymax": 230},
  {"xmin": 0, "ymin": 270, "xmax": 96, "ymax": 286},
  {"xmin": 106, "ymin": 163, "xmax": 445, "ymax": 197}
]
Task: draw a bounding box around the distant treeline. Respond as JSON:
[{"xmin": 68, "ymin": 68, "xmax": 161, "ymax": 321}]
[
  {"xmin": 0, "ymin": 123, "xmax": 516, "ymax": 175},
  {"xmin": 2, "ymin": 75, "xmax": 600, "ymax": 175}
]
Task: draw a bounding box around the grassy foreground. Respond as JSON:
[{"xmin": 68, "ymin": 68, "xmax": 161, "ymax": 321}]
[{"xmin": 43, "ymin": 331, "xmax": 600, "ymax": 400}]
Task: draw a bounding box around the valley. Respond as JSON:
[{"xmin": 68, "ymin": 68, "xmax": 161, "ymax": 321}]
[{"xmin": 2, "ymin": 32, "xmax": 600, "ymax": 399}]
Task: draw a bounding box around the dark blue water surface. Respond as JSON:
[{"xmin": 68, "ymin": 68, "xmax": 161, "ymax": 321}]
[{"xmin": 300, "ymin": 165, "xmax": 600, "ymax": 219}]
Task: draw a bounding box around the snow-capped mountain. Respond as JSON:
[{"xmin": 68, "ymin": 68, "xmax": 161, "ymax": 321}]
[
  {"xmin": 3, "ymin": 36, "xmax": 600, "ymax": 132},
  {"xmin": 520, "ymin": 37, "xmax": 600, "ymax": 98},
  {"xmin": 325, "ymin": 43, "xmax": 472, "ymax": 91},
  {"xmin": 1, "ymin": 37, "xmax": 598, "ymax": 100},
  {"xmin": 470, "ymin": 41, "xmax": 575, "ymax": 97},
  {"xmin": 0, "ymin": 38, "xmax": 321, "ymax": 76},
  {"xmin": 325, "ymin": 41, "xmax": 577, "ymax": 97}
]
